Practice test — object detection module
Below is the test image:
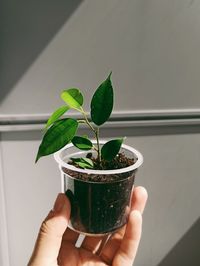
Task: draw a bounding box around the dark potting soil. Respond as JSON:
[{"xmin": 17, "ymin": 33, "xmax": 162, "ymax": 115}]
[
  {"xmin": 64, "ymin": 152, "xmax": 136, "ymax": 182},
  {"xmin": 65, "ymin": 173, "xmax": 135, "ymax": 234}
]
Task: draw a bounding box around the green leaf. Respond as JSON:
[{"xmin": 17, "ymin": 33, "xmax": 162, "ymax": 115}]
[
  {"xmin": 35, "ymin": 118, "xmax": 78, "ymax": 162},
  {"xmin": 45, "ymin": 105, "xmax": 70, "ymax": 129},
  {"xmin": 61, "ymin": 88, "xmax": 83, "ymax": 109},
  {"xmin": 77, "ymin": 162, "xmax": 93, "ymax": 169},
  {"xmin": 72, "ymin": 136, "xmax": 93, "ymax": 150},
  {"xmin": 81, "ymin": 157, "xmax": 94, "ymax": 167},
  {"xmin": 101, "ymin": 138, "xmax": 124, "ymax": 161},
  {"xmin": 70, "ymin": 157, "xmax": 82, "ymax": 164},
  {"xmin": 90, "ymin": 72, "xmax": 113, "ymax": 126},
  {"xmin": 70, "ymin": 157, "xmax": 94, "ymax": 169}
]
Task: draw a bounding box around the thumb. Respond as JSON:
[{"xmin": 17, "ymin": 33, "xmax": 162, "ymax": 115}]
[{"xmin": 28, "ymin": 193, "xmax": 71, "ymax": 266}]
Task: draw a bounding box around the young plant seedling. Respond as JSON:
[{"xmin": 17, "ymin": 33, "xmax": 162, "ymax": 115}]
[{"xmin": 35, "ymin": 73, "xmax": 125, "ymax": 169}]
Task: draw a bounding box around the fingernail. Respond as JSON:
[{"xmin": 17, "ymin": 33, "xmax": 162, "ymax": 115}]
[{"xmin": 53, "ymin": 193, "xmax": 66, "ymax": 213}]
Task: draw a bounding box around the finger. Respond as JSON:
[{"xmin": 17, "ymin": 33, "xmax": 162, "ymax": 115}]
[
  {"xmin": 81, "ymin": 232, "xmax": 114, "ymax": 255},
  {"xmin": 28, "ymin": 194, "xmax": 70, "ymax": 266},
  {"xmin": 81, "ymin": 235, "xmax": 105, "ymax": 253},
  {"xmin": 99, "ymin": 228, "xmax": 125, "ymax": 264},
  {"xmin": 113, "ymin": 210, "xmax": 142, "ymax": 266},
  {"xmin": 131, "ymin": 186, "xmax": 148, "ymax": 214},
  {"xmin": 62, "ymin": 227, "xmax": 80, "ymax": 245},
  {"xmin": 99, "ymin": 186, "xmax": 147, "ymax": 264}
]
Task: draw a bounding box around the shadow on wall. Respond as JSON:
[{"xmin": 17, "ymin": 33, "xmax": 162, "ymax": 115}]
[
  {"xmin": 0, "ymin": 0, "xmax": 83, "ymax": 103},
  {"xmin": 158, "ymin": 218, "xmax": 200, "ymax": 266}
]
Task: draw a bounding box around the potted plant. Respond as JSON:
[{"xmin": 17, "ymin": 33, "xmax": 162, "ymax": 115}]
[{"xmin": 35, "ymin": 73, "xmax": 143, "ymax": 236}]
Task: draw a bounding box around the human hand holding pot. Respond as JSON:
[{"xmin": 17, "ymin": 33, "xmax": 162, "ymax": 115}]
[{"xmin": 28, "ymin": 186, "xmax": 148, "ymax": 266}]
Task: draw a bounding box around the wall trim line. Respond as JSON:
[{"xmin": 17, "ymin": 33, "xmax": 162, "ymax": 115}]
[{"xmin": 1, "ymin": 109, "xmax": 200, "ymax": 132}]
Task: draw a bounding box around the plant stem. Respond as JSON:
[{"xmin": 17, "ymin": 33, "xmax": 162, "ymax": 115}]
[
  {"xmin": 95, "ymin": 127, "xmax": 101, "ymax": 163},
  {"xmin": 77, "ymin": 119, "xmax": 85, "ymax": 123},
  {"xmin": 79, "ymin": 107, "xmax": 102, "ymax": 164},
  {"xmin": 80, "ymin": 108, "xmax": 95, "ymax": 132},
  {"xmin": 92, "ymin": 145, "xmax": 98, "ymax": 152}
]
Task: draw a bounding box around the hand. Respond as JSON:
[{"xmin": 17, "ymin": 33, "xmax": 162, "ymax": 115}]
[{"xmin": 28, "ymin": 186, "xmax": 148, "ymax": 266}]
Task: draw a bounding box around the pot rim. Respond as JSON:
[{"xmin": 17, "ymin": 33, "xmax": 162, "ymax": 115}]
[{"xmin": 54, "ymin": 140, "xmax": 143, "ymax": 175}]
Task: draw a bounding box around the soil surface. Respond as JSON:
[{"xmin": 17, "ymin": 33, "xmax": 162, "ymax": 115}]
[{"xmin": 63, "ymin": 153, "xmax": 136, "ymax": 182}]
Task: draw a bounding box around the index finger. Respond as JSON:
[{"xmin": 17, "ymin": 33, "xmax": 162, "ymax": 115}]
[{"xmin": 112, "ymin": 210, "xmax": 142, "ymax": 265}]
